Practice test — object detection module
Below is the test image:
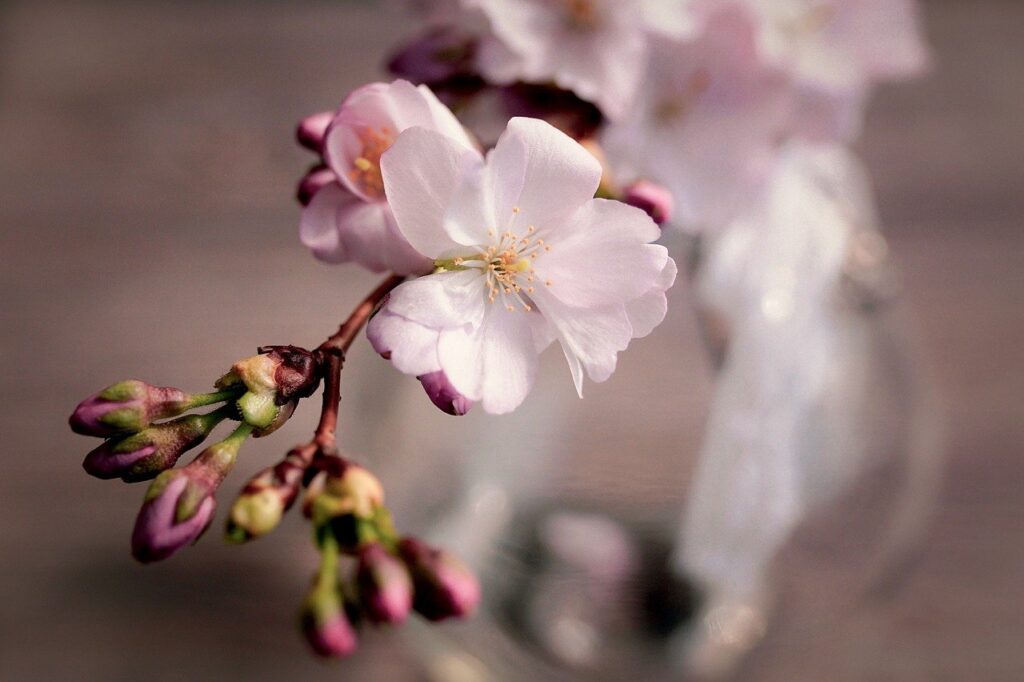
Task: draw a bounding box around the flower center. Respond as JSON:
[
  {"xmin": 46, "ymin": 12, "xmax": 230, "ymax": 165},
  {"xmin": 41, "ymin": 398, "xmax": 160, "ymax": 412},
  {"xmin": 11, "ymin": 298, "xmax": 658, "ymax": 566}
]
[
  {"xmin": 349, "ymin": 126, "xmax": 394, "ymax": 198},
  {"xmin": 563, "ymin": 0, "xmax": 599, "ymax": 30},
  {"xmin": 434, "ymin": 207, "xmax": 554, "ymax": 313}
]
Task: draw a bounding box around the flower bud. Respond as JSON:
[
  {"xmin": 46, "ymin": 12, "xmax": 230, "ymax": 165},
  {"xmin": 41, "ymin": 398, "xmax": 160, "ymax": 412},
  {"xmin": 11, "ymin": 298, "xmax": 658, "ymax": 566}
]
[
  {"xmin": 297, "ymin": 165, "xmax": 337, "ymax": 206},
  {"xmin": 69, "ymin": 380, "xmax": 191, "ymax": 437},
  {"xmin": 296, "ymin": 110, "xmax": 334, "ymax": 154},
  {"xmin": 307, "ymin": 464, "xmax": 385, "ymax": 526},
  {"xmin": 624, "ymin": 180, "xmax": 674, "ymax": 226},
  {"xmin": 417, "ymin": 370, "xmax": 473, "ymax": 416},
  {"xmin": 82, "ymin": 410, "xmax": 226, "ymax": 482},
  {"xmin": 131, "ymin": 425, "xmax": 250, "ymax": 563},
  {"xmin": 131, "ymin": 469, "xmax": 217, "ymax": 563},
  {"xmin": 398, "ymin": 537, "xmax": 480, "ymax": 621},
  {"xmin": 301, "ymin": 537, "xmax": 359, "ymax": 658},
  {"xmin": 300, "ymin": 590, "xmax": 358, "ymax": 658},
  {"xmin": 225, "ymin": 445, "xmax": 309, "ymax": 543},
  {"xmin": 356, "ymin": 542, "xmax": 413, "ymax": 625},
  {"xmin": 217, "ymin": 346, "xmax": 320, "ymax": 430}
]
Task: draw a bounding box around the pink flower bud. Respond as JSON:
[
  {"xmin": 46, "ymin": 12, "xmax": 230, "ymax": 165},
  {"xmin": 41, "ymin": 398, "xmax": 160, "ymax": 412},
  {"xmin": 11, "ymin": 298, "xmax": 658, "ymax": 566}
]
[
  {"xmin": 82, "ymin": 411, "xmax": 225, "ymax": 482},
  {"xmin": 131, "ymin": 470, "xmax": 217, "ymax": 563},
  {"xmin": 399, "ymin": 537, "xmax": 480, "ymax": 621},
  {"xmin": 356, "ymin": 542, "xmax": 413, "ymax": 625},
  {"xmin": 624, "ymin": 180, "xmax": 674, "ymax": 226},
  {"xmin": 70, "ymin": 380, "xmax": 191, "ymax": 437},
  {"xmin": 417, "ymin": 370, "xmax": 473, "ymax": 416},
  {"xmin": 302, "ymin": 607, "xmax": 358, "ymax": 658},
  {"xmin": 296, "ymin": 110, "xmax": 334, "ymax": 154},
  {"xmin": 296, "ymin": 166, "xmax": 337, "ymax": 206}
]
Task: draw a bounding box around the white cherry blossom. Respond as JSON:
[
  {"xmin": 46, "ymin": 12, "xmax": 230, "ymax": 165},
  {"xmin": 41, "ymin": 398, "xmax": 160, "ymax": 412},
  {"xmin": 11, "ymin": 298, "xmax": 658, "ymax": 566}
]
[
  {"xmin": 471, "ymin": 0, "xmax": 698, "ymax": 121},
  {"xmin": 367, "ymin": 117, "xmax": 676, "ymax": 414},
  {"xmin": 300, "ymin": 79, "xmax": 477, "ymax": 275}
]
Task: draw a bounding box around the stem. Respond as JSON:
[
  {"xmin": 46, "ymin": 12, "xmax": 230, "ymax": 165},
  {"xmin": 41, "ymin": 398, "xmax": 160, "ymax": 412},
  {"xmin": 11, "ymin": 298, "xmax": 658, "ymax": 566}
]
[
  {"xmin": 188, "ymin": 388, "xmax": 244, "ymax": 409},
  {"xmin": 312, "ymin": 274, "xmax": 404, "ymax": 453}
]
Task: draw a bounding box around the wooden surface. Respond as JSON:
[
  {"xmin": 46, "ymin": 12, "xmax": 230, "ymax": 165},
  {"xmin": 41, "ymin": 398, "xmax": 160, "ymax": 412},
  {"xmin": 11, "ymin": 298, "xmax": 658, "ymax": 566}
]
[{"xmin": 1, "ymin": 1, "xmax": 1021, "ymax": 679}]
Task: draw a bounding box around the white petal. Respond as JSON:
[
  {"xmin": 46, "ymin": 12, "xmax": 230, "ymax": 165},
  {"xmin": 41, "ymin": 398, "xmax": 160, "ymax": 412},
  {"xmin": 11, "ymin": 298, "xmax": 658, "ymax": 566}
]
[
  {"xmin": 531, "ymin": 288, "xmax": 634, "ymax": 388},
  {"xmin": 417, "ymin": 83, "xmax": 477, "ymax": 150},
  {"xmin": 299, "ymin": 183, "xmax": 353, "ymax": 264},
  {"xmin": 626, "ymin": 256, "xmax": 678, "ymax": 338},
  {"xmin": 366, "ymin": 309, "xmax": 442, "ymax": 376},
  {"xmin": 381, "ymin": 127, "xmax": 484, "ymax": 258},
  {"xmin": 535, "ymin": 199, "xmax": 666, "ymax": 307},
  {"xmin": 382, "ymin": 269, "xmax": 486, "ymax": 330},
  {"xmin": 485, "ymin": 117, "xmax": 602, "ymax": 232},
  {"xmin": 437, "ymin": 307, "xmax": 540, "ymax": 414}
]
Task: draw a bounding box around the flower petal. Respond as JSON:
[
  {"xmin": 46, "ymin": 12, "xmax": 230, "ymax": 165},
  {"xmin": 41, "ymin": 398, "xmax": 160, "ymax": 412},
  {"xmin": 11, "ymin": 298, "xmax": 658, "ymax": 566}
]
[
  {"xmin": 626, "ymin": 255, "xmax": 677, "ymax": 338},
  {"xmin": 535, "ymin": 199, "xmax": 667, "ymax": 307},
  {"xmin": 485, "ymin": 117, "xmax": 602, "ymax": 233},
  {"xmin": 335, "ymin": 201, "xmax": 432, "ymax": 275},
  {"xmin": 437, "ymin": 307, "xmax": 540, "ymax": 414},
  {"xmin": 381, "ymin": 127, "xmax": 484, "ymax": 258},
  {"xmin": 382, "ymin": 269, "xmax": 486, "ymax": 330},
  {"xmin": 530, "ymin": 288, "xmax": 635, "ymax": 392},
  {"xmin": 367, "ymin": 309, "xmax": 442, "ymax": 376},
  {"xmin": 299, "ymin": 183, "xmax": 355, "ymax": 264}
]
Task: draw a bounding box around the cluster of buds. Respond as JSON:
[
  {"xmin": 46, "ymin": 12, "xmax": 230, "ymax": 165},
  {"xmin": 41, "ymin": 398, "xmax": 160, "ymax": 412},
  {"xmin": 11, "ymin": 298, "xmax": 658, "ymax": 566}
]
[
  {"xmin": 297, "ymin": 463, "xmax": 480, "ymax": 657},
  {"xmin": 70, "ymin": 340, "xmax": 479, "ymax": 658},
  {"xmin": 69, "ymin": 346, "xmax": 322, "ymax": 561}
]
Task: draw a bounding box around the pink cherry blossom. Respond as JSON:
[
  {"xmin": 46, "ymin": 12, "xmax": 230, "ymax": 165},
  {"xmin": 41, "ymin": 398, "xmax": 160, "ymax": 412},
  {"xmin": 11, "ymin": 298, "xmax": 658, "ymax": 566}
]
[
  {"xmin": 602, "ymin": 4, "xmax": 797, "ymax": 231},
  {"xmin": 367, "ymin": 117, "xmax": 676, "ymax": 414},
  {"xmin": 299, "ymin": 79, "xmax": 477, "ymax": 275},
  {"xmin": 470, "ymin": 0, "xmax": 698, "ymax": 121}
]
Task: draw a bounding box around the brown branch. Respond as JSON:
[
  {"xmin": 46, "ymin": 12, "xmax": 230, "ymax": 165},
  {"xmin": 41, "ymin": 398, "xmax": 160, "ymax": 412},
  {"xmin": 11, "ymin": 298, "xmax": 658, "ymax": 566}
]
[{"xmin": 310, "ymin": 274, "xmax": 404, "ymax": 453}]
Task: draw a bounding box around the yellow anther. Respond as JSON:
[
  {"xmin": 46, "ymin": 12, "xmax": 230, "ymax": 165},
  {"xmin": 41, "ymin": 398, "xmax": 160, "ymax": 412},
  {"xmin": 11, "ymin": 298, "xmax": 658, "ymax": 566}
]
[{"xmin": 354, "ymin": 157, "xmax": 373, "ymax": 172}]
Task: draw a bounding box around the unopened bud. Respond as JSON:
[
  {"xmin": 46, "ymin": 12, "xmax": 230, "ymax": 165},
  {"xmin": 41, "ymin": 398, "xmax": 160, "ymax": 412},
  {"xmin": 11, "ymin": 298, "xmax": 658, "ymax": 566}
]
[
  {"xmin": 82, "ymin": 410, "xmax": 227, "ymax": 482},
  {"xmin": 356, "ymin": 542, "xmax": 413, "ymax": 625},
  {"xmin": 131, "ymin": 469, "xmax": 217, "ymax": 563},
  {"xmin": 70, "ymin": 380, "xmax": 190, "ymax": 437},
  {"xmin": 217, "ymin": 346, "xmax": 320, "ymax": 430},
  {"xmin": 131, "ymin": 424, "xmax": 251, "ymax": 563},
  {"xmin": 399, "ymin": 537, "xmax": 480, "ymax": 621},
  {"xmin": 624, "ymin": 180, "xmax": 674, "ymax": 226},
  {"xmin": 418, "ymin": 370, "xmax": 473, "ymax": 416},
  {"xmin": 301, "ymin": 538, "xmax": 359, "ymax": 658},
  {"xmin": 296, "ymin": 110, "xmax": 334, "ymax": 154},
  {"xmin": 309, "ymin": 465, "xmax": 385, "ymax": 525},
  {"xmin": 297, "ymin": 165, "xmax": 337, "ymax": 206}
]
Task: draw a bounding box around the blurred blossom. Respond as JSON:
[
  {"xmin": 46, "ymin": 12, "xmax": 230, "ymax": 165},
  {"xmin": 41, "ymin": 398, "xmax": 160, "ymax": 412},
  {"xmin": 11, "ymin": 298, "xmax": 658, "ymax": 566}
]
[
  {"xmin": 399, "ymin": 537, "xmax": 480, "ymax": 620},
  {"xmin": 300, "ymin": 79, "xmax": 476, "ymax": 275},
  {"xmin": 744, "ymin": 0, "xmax": 931, "ymax": 139},
  {"xmin": 296, "ymin": 110, "xmax": 334, "ymax": 153},
  {"xmin": 356, "ymin": 542, "xmax": 414, "ymax": 624},
  {"xmin": 603, "ymin": 4, "xmax": 797, "ymax": 232},
  {"xmin": 470, "ymin": 0, "xmax": 698, "ymax": 121},
  {"xmin": 368, "ymin": 117, "xmax": 675, "ymax": 413}
]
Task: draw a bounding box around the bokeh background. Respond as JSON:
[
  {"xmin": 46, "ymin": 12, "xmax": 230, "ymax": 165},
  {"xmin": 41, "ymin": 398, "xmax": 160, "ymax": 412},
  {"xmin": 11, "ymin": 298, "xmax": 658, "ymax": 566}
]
[{"xmin": 1, "ymin": 1, "xmax": 1021, "ymax": 679}]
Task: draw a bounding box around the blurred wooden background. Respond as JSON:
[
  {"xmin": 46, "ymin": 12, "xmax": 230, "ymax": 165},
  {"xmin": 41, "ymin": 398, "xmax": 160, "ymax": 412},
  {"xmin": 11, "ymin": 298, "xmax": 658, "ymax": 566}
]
[{"xmin": 1, "ymin": 1, "xmax": 1021, "ymax": 679}]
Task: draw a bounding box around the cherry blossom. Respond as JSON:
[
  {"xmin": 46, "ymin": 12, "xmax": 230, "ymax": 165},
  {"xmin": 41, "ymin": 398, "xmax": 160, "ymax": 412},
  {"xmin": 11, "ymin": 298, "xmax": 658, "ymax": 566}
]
[
  {"xmin": 602, "ymin": 4, "xmax": 797, "ymax": 231},
  {"xmin": 300, "ymin": 79, "xmax": 477, "ymax": 275},
  {"xmin": 470, "ymin": 0, "xmax": 698, "ymax": 121},
  {"xmin": 367, "ymin": 117, "xmax": 676, "ymax": 414},
  {"xmin": 743, "ymin": 0, "xmax": 930, "ymax": 138}
]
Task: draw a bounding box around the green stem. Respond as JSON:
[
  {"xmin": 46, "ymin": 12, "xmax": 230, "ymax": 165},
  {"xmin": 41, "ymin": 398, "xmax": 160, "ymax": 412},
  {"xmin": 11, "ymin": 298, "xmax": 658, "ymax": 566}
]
[{"xmin": 187, "ymin": 388, "xmax": 244, "ymax": 409}]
